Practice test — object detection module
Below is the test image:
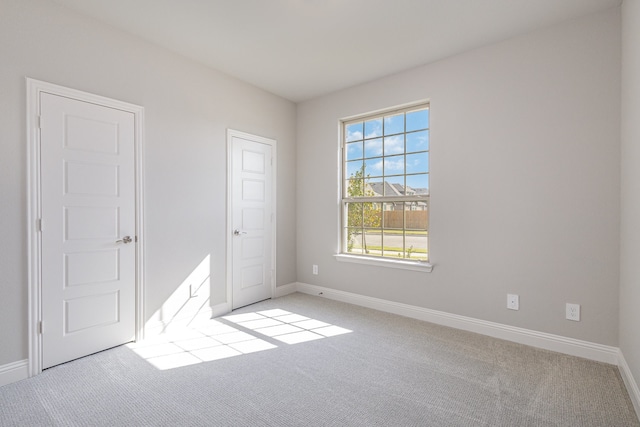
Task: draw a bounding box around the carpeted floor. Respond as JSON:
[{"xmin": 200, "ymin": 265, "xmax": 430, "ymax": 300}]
[{"xmin": 0, "ymin": 293, "xmax": 638, "ymax": 426}]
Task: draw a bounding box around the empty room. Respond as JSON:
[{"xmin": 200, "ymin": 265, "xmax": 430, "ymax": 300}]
[{"xmin": 1, "ymin": 0, "xmax": 640, "ymax": 425}]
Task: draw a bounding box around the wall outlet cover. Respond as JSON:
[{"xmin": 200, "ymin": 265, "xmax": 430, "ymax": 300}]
[{"xmin": 566, "ymin": 303, "xmax": 580, "ymax": 321}]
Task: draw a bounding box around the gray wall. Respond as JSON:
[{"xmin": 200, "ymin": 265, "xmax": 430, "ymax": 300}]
[
  {"xmin": 0, "ymin": 0, "xmax": 297, "ymax": 366},
  {"xmin": 296, "ymin": 8, "xmax": 621, "ymax": 346},
  {"xmin": 620, "ymin": 0, "xmax": 640, "ymax": 398}
]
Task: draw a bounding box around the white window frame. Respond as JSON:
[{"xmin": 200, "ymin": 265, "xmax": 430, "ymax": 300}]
[{"xmin": 335, "ymin": 102, "xmax": 433, "ymax": 272}]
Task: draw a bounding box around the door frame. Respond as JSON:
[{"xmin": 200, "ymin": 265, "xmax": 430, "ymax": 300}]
[
  {"xmin": 26, "ymin": 78, "xmax": 146, "ymax": 376},
  {"xmin": 226, "ymin": 129, "xmax": 277, "ymax": 312}
]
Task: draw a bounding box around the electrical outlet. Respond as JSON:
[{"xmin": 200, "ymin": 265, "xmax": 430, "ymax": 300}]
[
  {"xmin": 507, "ymin": 294, "xmax": 519, "ymax": 310},
  {"xmin": 566, "ymin": 303, "xmax": 580, "ymax": 321},
  {"xmin": 312, "ymin": 264, "xmax": 318, "ymax": 275}
]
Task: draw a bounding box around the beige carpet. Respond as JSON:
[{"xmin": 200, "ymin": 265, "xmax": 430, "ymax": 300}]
[{"xmin": 0, "ymin": 292, "xmax": 638, "ymax": 426}]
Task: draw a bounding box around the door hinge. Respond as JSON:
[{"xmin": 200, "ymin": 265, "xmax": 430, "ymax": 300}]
[
  {"xmin": 36, "ymin": 218, "xmax": 42, "ymax": 232},
  {"xmin": 37, "ymin": 115, "xmax": 42, "ymax": 129},
  {"xmin": 38, "ymin": 321, "xmax": 43, "ymax": 334}
]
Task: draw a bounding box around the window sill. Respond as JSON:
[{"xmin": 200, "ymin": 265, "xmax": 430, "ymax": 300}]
[{"xmin": 334, "ymin": 254, "xmax": 433, "ymax": 272}]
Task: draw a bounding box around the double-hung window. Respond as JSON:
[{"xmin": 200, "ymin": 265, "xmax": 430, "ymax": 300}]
[{"xmin": 341, "ymin": 104, "xmax": 430, "ymax": 266}]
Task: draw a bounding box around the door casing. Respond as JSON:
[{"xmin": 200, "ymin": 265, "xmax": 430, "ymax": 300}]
[
  {"xmin": 226, "ymin": 129, "xmax": 277, "ymax": 312},
  {"xmin": 26, "ymin": 78, "xmax": 145, "ymax": 376}
]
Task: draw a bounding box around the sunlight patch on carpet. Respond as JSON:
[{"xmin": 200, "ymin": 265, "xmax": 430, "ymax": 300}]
[
  {"xmin": 127, "ymin": 309, "xmax": 351, "ymax": 370},
  {"xmin": 225, "ymin": 309, "xmax": 352, "ymax": 344}
]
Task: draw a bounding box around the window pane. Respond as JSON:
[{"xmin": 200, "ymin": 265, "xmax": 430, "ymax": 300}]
[
  {"xmin": 365, "ymin": 118, "xmax": 382, "ymax": 139},
  {"xmin": 384, "ymin": 176, "xmax": 404, "ymax": 196},
  {"xmin": 364, "ymin": 158, "xmax": 383, "ymax": 177},
  {"xmin": 406, "ymin": 152, "xmax": 429, "ymax": 174},
  {"xmin": 346, "ymin": 178, "xmax": 366, "ymax": 198},
  {"xmin": 345, "ymin": 141, "xmax": 363, "ymax": 161},
  {"xmin": 363, "ymin": 229, "xmax": 381, "ymax": 256},
  {"xmin": 363, "ymin": 202, "xmax": 382, "ymax": 229},
  {"xmin": 345, "ymin": 122, "xmax": 363, "ymax": 142},
  {"xmin": 383, "ymin": 204, "xmax": 404, "ymax": 229},
  {"xmin": 405, "ymin": 203, "xmax": 428, "ymax": 230},
  {"xmin": 406, "ymin": 109, "xmax": 429, "ymax": 132},
  {"xmin": 346, "ymin": 160, "xmax": 363, "ymax": 179},
  {"xmin": 384, "ymin": 135, "xmax": 404, "ymax": 155},
  {"xmin": 346, "ymin": 203, "xmax": 363, "ymax": 227},
  {"xmin": 384, "ymin": 114, "xmax": 404, "ymax": 135},
  {"xmin": 381, "ymin": 229, "xmax": 404, "ymax": 259},
  {"xmin": 406, "ymin": 131, "xmax": 429, "ymax": 153},
  {"xmin": 367, "ymin": 180, "xmax": 386, "ymax": 197},
  {"xmin": 364, "ymin": 138, "xmax": 383, "ymax": 158},
  {"xmin": 364, "ymin": 182, "xmax": 377, "ymax": 197},
  {"xmin": 405, "ymin": 232, "xmax": 428, "ymax": 261},
  {"xmin": 346, "ymin": 228, "xmax": 363, "ymax": 254},
  {"xmin": 384, "ymin": 155, "xmax": 404, "ymax": 175},
  {"xmin": 406, "ymin": 174, "xmax": 429, "ymax": 194}
]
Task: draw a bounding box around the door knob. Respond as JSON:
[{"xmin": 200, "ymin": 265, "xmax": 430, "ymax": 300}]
[
  {"xmin": 116, "ymin": 236, "xmax": 133, "ymax": 244},
  {"xmin": 233, "ymin": 229, "xmax": 247, "ymax": 236}
]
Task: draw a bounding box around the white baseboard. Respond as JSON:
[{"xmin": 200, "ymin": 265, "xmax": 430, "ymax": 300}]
[
  {"xmin": 294, "ymin": 282, "xmax": 619, "ymax": 365},
  {"xmin": 0, "ymin": 359, "xmax": 29, "ymax": 387},
  {"xmin": 211, "ymin": 302, "xmax": 231, "ymax": 318},
  {"xmin": 274, "ymin": 283, "xmax": 298, "ymax": 298},
  {"xmin": 618, "ymin": 351, "xmax": 640, "ymax": 417}
]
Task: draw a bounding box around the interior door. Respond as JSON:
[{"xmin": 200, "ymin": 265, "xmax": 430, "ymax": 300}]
[
  {"xmin": 40, "ymin": 92, "xmax": 136, "ymax": 369},
  {"xmin": 231, "ymin": 133, "xmax": 274, "ymax": 309}
]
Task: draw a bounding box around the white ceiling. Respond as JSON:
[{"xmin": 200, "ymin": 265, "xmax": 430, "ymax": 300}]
[{"xmin": 52, "ymin": 0, "xmax": 621, "ymax": 102}]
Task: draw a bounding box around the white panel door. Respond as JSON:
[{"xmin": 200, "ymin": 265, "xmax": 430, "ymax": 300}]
[
  {"xmin": 231, "ymin": 135, "xmax": 274, "ymax": 309},
  {"xmin": 40, "ymin": 92, "xmax": 136, "ymax": 369}
]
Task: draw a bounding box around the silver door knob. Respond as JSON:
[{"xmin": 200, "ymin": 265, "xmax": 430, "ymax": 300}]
[
  {"xmin": 233, "ymin": 229, "xmax": 247, "ymax": 236},
  {"xmin": 116, "ymin": 236, "xmax": 133, "ymax": 244}
]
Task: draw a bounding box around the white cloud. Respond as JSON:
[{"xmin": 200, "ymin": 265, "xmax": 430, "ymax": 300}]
[
  {"xmin": 347, "ymin": 130, "xmax": 363, "ymax": 141},
  {"xmin": 365, "ymin": 119, "xmax": 382, "ymax": 138},
  {"xmin": 384, "ymin": 136, "xmax": 404, "ymax": 154},
  {"xmin": 367, "ymin": 160, "xmax": 383, "ymax": 172},
  {"xmin": 384, "ymin": 158, "xmax": 404, "ymax": 173},
  {"xmin": 364, "ymin": 139, "xmax": 383, "ymax": 157}
]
